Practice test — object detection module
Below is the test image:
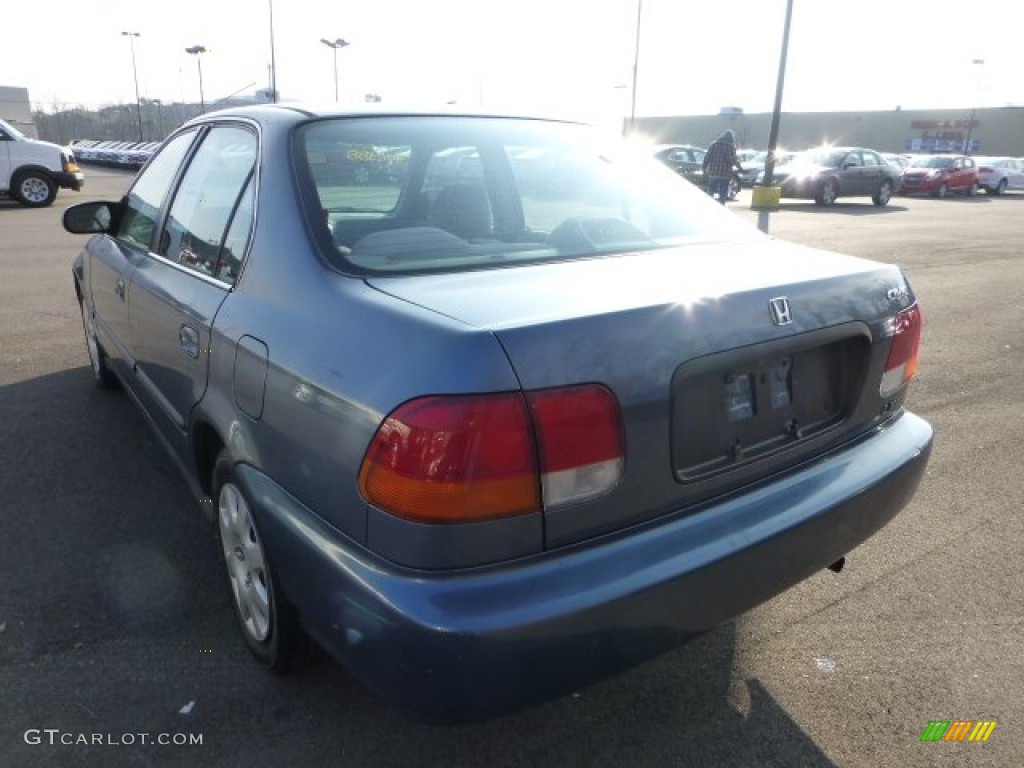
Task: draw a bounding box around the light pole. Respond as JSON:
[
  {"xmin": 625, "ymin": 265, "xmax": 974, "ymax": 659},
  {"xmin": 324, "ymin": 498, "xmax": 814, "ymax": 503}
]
[
  {"xmin": 320, "ymin": 38, "xmax": 350, "ymax": 102},
  {"xmin": 268, "ymin": 0, "xmax": 278, "ymax": 102},
  {"xmin": 755, "ymin": 0, "xmax": 796, "ymax": 234},
  {"xmin": 963, "ymin": 58, "xmax": 985, "ymax": 155},
  {"xmin": 185, "ymin": 45, "xmax": 207, "ymax": 114},
  {"xmin": 121, "ymin": 31, "xmax": 144, "ymax": 141},
  {"xmin": 629, "ymin": 0, "xmax": 643, "ymax": 133}
]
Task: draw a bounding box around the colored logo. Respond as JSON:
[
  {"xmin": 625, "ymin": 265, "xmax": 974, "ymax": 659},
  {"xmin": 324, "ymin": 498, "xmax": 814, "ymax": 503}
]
[{"xmin": 920, "ymin": 720, "xmax": 996, "ymax": 742}]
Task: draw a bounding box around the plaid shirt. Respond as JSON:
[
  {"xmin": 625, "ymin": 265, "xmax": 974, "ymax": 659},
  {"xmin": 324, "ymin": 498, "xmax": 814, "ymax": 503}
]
[{"xmin": 703, "ymin": 139, "xmax": 739, "ymax": 178}]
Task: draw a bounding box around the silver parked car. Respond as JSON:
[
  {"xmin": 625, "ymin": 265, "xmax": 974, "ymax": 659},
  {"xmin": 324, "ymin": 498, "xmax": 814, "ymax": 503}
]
[
  {"xmin": 976, "ymin": 156, "xmax": 1024, "ymax": 195},
  {"xmin": 65, "ymin": 105, "xmax": 932, "ymax": 721}
]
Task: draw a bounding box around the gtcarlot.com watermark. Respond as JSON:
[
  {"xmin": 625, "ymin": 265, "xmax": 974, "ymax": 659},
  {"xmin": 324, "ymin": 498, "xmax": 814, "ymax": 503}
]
[{"xmin": 24, "ymin": 729, "xmax": 203, "ymax": 747}]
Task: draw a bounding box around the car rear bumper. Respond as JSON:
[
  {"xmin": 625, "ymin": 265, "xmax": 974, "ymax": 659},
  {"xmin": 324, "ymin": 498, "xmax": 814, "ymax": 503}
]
[{"xmin": 238, "ymin": 411, "xmax": 932, "ymax": 722}]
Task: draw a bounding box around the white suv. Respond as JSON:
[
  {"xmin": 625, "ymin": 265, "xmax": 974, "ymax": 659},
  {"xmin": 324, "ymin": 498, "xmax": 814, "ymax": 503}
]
[{"xmin": 0, "ymin": 118, "xmax": 84, "ymax": 207}]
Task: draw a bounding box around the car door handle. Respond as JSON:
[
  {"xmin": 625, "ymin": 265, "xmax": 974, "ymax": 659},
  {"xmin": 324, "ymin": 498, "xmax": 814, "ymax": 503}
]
[
  {"xmin": 179, "ymin": 324, "xmax": 200, "ymax": 359},
  {"xmin": 115, "ymin": 278, "xmax": 126, "ymax": 301}
]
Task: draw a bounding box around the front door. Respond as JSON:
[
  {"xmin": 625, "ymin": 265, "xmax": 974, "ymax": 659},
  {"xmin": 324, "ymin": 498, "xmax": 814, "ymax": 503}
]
[{"xmin": 91, "ymin": 130, "xmax": 199, "ymax": 378}]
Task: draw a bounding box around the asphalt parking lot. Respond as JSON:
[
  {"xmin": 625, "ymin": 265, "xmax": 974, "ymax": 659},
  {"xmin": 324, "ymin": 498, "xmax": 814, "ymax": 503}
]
[{"xmin": 2, "ymin": 167, "xmax": 1022, "ymax": 768}]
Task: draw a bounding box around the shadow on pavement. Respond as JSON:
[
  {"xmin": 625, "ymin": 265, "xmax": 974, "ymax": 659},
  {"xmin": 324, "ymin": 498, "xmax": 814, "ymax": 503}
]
[{"xmin": 0, "ymin": 367, "xmax": 836, "ymax": 768}]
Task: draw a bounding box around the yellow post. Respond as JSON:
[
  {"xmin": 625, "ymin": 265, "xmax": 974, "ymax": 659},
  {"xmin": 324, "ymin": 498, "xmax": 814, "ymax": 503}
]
[{"xmin": 751, "ymin": 185, "xmax": 781, "ymax": 211}]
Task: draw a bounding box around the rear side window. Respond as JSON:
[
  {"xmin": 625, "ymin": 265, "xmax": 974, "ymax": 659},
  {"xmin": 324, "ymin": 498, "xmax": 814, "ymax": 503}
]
[
  {"xmin": 117, "ymin": 130, "xmax": 197, "ymax": 250},
  {"xmin": 157, "ymin": 125, "xmax": 257, "ymax": 281}
]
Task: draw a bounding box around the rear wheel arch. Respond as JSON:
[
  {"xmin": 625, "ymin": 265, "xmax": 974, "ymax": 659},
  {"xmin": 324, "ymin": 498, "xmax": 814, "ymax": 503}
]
[{"xmin": 192, "ymin": 420, "xmax": 226, "ymax": 498}]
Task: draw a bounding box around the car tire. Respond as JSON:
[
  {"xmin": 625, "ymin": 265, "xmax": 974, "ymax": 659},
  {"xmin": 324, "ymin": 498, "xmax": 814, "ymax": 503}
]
[
  {"xmin": 815, "ymin": 178, "xmax": 838, "ymax": 206},
  {"xmin": 967, "ymin": 181, "xmax": 978, "ymax": 197},
  {"xmin": 872, "ymin": 180, "xmax": 893, "ymax": 207},
  {"xmin": 11, "ymin": 170, "xmax": 58, "ymax": 207},
  {"xmin": 992, "ymin": 178, "xmax": 1007, "ymax": 196},
  {"xmin": 933, "ymin": 183, "xmax": 948, "ymax": 199},
  {"xmin": 78, "ymin": 297, "xmax": 118, "ymax": 389},
  {"xmin": 214, "ymin": 452, "xmax": 310, "ymax": 674}
]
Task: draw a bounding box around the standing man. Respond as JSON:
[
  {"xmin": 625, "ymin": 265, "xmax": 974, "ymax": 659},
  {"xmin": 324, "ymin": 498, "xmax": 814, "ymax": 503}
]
[{"xmin": 702, "ymin": 129, "xmax": 743, "ymax": 203}]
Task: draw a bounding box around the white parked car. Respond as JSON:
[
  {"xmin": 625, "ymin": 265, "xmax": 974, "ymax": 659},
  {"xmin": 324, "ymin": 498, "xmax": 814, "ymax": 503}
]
[{"xmin": 976, "ymin": 157, "xmax": 1024, "ymax": 195}]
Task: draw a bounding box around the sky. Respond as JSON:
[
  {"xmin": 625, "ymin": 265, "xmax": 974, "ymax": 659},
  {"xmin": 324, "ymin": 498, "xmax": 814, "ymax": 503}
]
[{"xmin": 4, "ymin": 0, "xmax": 1021, "ymax": 127}]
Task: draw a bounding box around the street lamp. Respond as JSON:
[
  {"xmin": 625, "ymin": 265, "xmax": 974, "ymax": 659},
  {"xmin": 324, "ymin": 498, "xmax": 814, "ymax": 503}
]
[
  {"xmin": 185, "ymin": 45, "xmax": 207, "ymax": 114},
  {"xmin": 121, "ymin": 31, "xmax": 144, "ymax": 141},
  {"xmin": 963, "ymin": 58, "xmax": 985, "ymax": 155},
  {"xmin": 320, "ymin": 38, "xmax": 350, "ymax": 102}
]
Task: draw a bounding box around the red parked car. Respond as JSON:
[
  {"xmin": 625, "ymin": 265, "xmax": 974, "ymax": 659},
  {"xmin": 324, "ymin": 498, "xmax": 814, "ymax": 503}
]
[{"xmin": 898, "ymin": 155, "xmax": 979, "ymax": 197}]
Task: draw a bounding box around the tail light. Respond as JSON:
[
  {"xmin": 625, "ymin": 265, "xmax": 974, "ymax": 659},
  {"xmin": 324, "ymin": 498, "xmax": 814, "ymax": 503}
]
[
  {"xmin": 359, "ymin": 385, "xmax": 624, "ymax": 523},
  {"xmin": 527, "ymin": 386, "xmax": 624, "ymax": 508},
  {"xmin": 879, "ymin": 304, "xmax": 922, "ymax": 398}
]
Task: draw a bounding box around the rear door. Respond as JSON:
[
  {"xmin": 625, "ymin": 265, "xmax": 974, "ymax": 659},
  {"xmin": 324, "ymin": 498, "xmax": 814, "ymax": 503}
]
[
  {"xmin": 840, "ymin": 150, "xmax": 868, "ymax": 195},
  {"xmin": 1009, "ymin": 159, "xmax": 1024, "ymax": 190},
  {"xmin": 951, "ymin": 157, "xmax": 971, "ymax": 192},
  {"xmin": 0, "ymin": 126, "xmax": 11, "ymax": 190},
  {"xmin": 861, "ymin": 149, "xmax": 886, "ymax": 192},
  {"xmin": 128, "ymin": 124, "xmax": 257, "ymax": 441}
]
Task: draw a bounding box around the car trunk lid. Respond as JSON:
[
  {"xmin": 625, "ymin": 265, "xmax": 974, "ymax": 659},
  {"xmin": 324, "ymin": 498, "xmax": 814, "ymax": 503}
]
[{"xmin": 366, "ymin": 239, "xmax": 915, "ymax": 547}]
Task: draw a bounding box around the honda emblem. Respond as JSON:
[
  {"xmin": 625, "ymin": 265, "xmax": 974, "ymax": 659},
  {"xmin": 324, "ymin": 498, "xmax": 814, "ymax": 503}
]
[{"xmin": 769, "ymin": 297, "xmax": 793, "ymax": 326}]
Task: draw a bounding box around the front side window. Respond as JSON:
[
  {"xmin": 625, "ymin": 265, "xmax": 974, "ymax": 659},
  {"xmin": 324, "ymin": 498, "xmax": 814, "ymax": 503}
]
[
  {"xmin": 117, "ymin": 130, "xmax": 197, "ymax": 250},
  {"xmin": 157, "ymin": 125, "xmax": 257, "ymax": 280},
  {"xmin": 297, "ymin": 116, "xmax": 753, "ymax": 275}
]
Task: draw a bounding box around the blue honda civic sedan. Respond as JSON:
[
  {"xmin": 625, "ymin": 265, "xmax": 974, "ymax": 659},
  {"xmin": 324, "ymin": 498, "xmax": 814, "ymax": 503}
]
[{"xmin": 64, "ymin": 105, "xmax": 932, "ymax": 722}]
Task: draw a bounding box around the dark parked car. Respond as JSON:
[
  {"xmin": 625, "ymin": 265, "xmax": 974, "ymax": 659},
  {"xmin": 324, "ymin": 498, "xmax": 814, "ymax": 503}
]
[
  {"xmin": 760, "ymin": 146, "xmax": 901, "ymax": 206},
  {"xmin": 898, "ymin": 154, "xmax": 979, "ymax": 197},
  {"xmin": 737, "ymin": 149, "xmax": 794, "ymax": 187},
  {"xmin": 65, "ymin": 105, "xmax": 932, "ymax": 722},
  {"xmin": 653, "ymin": 143, "xmax": 740, "ymax": 200}
]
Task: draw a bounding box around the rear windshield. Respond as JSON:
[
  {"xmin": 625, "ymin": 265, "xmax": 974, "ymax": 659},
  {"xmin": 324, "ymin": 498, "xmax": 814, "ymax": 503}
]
[{"xmin": 296, "ymin": 116, "xmax": 756, "ymax": 274}]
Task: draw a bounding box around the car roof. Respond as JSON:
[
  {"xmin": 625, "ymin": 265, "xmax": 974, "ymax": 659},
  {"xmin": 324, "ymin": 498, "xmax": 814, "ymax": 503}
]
[{"xmin": 182, "ymin": 102, "xmax": 588, "ymax": 128}]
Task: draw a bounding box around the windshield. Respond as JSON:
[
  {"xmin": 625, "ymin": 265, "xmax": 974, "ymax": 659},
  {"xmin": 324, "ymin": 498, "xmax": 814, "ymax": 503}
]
[
  {"xmin": 0, "ymin": 117, "xmax": 27, "ymax": 140},
  {"xmin": 794, "ymin": 149, "xmax": 847, "ymax": 168},
  {"xmin": 911, "ymin": 156, "xmax": 954, "ymax": 168},
  {"xmin": 296, "ymin": 116, "xmax": 758, "ymax": 274}
]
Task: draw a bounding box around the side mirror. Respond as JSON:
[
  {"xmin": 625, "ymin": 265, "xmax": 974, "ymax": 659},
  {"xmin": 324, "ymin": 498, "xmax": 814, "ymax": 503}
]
[{"xmin": 63, "ymin": 201, "xmax": 118, "ymax": 235}]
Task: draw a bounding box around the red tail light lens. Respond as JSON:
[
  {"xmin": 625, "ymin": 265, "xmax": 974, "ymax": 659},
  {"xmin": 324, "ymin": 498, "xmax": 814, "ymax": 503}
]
[
  {"xmin": 358, "ymin": 394, "xmax": 540, "ymax": 523},
  {"xmin": 880, "ymin": 304, "xmax": 922, "ymax": 398},
  {"xmin": 359, "ymin": 385, "xmax": 625, "ymax": 523}
]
